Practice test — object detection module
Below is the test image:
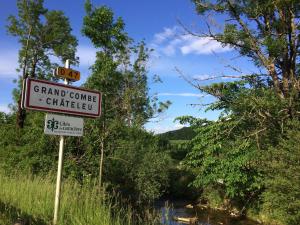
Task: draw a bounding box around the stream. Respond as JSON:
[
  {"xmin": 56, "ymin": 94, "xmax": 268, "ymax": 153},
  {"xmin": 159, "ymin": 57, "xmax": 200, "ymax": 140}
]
[{"xmin": 157, "ymin": 201, "xmax": 260, "ymax": 225}]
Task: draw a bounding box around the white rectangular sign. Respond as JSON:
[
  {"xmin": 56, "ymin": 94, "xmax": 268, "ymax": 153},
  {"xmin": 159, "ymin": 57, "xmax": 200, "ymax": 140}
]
[
  {"xmin": 24, "ymin": 78, "xmax": 101, "ymax": 117},
  {"xmin": 44, "ymin": 114, "xmax": 84, "ymax": 136}
]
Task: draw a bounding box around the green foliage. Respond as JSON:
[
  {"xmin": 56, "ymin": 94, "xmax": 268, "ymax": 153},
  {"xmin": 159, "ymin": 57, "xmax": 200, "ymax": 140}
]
[
  {"xmin": 82, "ymin": 2, "xmax": 130, "ymax": 54},
  {"xmin": 0, "ymin": 115, "xmax": 172, "ymax": 205},
  {"xmin": 80, "ymin": 2, "xmax": 173, "ymax": 205},
  {"xmin": 168, "ymin": 168, "xmax": 199, "ymax": 200},
  {"xmin": 44, "ymin": 10, "xmax": 78, "ymax": 62},
  {"xmin": 192, "ymin": 0, "xmax": 300, "ymax": 98},
  {"xmin": 175, "ymin": 1, "xmax": 300, "ymax": 213},
  {"xmin": 7, "ymin": 0, "xmax": 78, "ymax": 80},
  {"xmin": 135, "ymin": 151, "xmax": 171, "ymax": 202},
  {"xmin": 102, "ymin": 127, "xmax": 172, "ymax": 203},
  {"xmin": 179, "ymin": 115, "xmax": 262, "ymax": 201},
  {"xmin": 0, "ymin": 112, "xmax": 57, "ymax": 174},
  {"xmin": 168, "ymin": 140, "xmax": 190, "ymax": 161},
  {"xmin": 261, "ymin": 121, "xmax": 300, "ymax": 225},
  {"xmin": 193, "ymin": 0, "xmax": 290, "ymax": 60},
  {"xmin": 82, "ymin": 2, "xmax": 155, "ymax": 126},
  {"xmin": 7, "ymin": 0, "xmax": 78, "ymax": 128},
  {"xmin": 177, "ymin": 75, "xmax": 298, "ymax": 217},
  {"xmin": 201, "ymin": 186, "xmax": 224, "ymax": 208}
]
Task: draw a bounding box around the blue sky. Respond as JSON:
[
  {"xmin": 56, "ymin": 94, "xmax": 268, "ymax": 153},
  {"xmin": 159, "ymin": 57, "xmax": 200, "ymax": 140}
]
[{"xmin": 0, "ymin": 0, "xmax": 258, "ymax": 133}]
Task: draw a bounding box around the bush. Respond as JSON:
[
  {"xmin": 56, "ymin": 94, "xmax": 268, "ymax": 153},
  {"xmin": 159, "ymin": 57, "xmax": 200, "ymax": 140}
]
[
  {"xmin": 104, "ymin": 127, "xmax": 172, "ymax": 204},
  {"xmin": 262, "ymin": 122, "xmax": 300, "ymax": 225}
]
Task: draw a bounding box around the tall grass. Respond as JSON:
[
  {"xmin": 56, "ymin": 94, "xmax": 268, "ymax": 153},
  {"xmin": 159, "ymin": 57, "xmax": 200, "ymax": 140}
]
[
  {"xmin": 0, "ymin": 207, "xmax": 13, "ymax": 224},
  {"xmin": 0, "ymin": 171, "xmax": 158, "ymax": 225}
]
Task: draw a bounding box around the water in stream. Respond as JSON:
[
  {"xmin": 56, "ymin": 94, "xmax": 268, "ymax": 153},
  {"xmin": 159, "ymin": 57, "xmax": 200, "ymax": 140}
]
[{"xmin": 158, "ymin": 201, "xmax": 260, "ymax": 225}]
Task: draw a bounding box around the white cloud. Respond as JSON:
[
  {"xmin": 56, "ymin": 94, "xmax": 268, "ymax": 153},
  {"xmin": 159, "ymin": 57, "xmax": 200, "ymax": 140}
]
[
  {"xmin": 174, "ymin": 123, "xmax": 185, "ymax": 130},
  {"xmin": 161, "ymin": 44, "xmax": 176, "ymax": 56},
  {"xmin": 180, "ymin": 35, "xmax": 231, "ymax": 55},
  {"xmin": 193, "ymin": 74, "xmax": 213, "ymax": 80},
  {"xmin": 193, "ymin": 74, "xmax": 241, "ymax": 81},
  {"xmin": 160, "ymin": 38, "xmax": 182, "ymax": 56},
  {"xmin": 151, "ymin": 26, "xmax": 231, "ymax": 57},
  {"xmin": 0, "ymin": 50, "xmax": 18, "ymax": 78},
  {"xmin": 0, "ymin": 104, "xmax": 11, "ymax": 114},
  {"xmin": 153, "ymin": 27, "xmax": 177, "ymax": 44},
  {"xmin": 146, "ymin": 125, "xmax": 170, "ymax": 134},
  {"xmin": 77, "ymin": 46, "xmax": 97, "ymax": 67},
  {"xmin": 158, "ymin": 92, "xmax": 204, "ymax": 97}
]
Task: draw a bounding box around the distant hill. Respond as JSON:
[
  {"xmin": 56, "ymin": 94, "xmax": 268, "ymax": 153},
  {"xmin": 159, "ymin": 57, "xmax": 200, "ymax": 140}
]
[{"xmin": 159, "ymin": 127, "xmax": 196, "ymax": 140}]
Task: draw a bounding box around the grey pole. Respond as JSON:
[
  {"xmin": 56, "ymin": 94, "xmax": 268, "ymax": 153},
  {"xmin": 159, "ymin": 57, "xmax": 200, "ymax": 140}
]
[{"xmin": 53, "ymin": 59, "xmax": 70, "ymax": 225}]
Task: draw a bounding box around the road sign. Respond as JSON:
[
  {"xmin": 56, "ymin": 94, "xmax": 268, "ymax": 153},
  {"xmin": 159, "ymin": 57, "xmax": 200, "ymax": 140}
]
[
  {"xmin": 54, "ymin": 67, "xmax": 80, "ymax": 81},
  {"xmin": 24, "ymin": 78, "xmax": 101, "ymax": 117},
  {"xmin": 44, "ymin": 113, "xmax": 83, "ymax": 136}
]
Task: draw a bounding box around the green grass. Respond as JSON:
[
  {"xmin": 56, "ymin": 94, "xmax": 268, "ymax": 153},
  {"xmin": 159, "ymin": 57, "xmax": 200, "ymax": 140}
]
[
  {"xmin": 0, "ymin": 209, "xmax": 13, "ymax": 225},
  {"xmin": 0, "ymin": 171, "xmax": 159, "ymax": 225}
]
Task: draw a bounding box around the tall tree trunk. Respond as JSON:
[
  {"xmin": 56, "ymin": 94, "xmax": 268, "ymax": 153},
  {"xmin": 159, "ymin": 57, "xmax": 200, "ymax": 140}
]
[
  {"xmin": 16, "ymin": 26, "xmax": 31, "ymax": 129},
  {"xmin": 268, "ymin": 63, "xmax": 284, "ymax": 99}
]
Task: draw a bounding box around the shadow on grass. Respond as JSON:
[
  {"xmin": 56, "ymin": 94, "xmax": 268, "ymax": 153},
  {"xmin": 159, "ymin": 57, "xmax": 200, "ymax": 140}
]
[{"xmin": 0, "ymin": 201, "xmax": 48, "ymax": 225}]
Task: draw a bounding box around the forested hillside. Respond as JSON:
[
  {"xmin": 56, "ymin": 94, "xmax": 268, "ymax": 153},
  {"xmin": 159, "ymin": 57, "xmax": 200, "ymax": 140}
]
[{"xmin": 158, "ymin": 127, "xmax": 196, "ymax": 140}]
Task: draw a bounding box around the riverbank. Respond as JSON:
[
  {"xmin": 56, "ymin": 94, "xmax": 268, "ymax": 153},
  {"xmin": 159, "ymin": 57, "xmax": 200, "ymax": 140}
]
[{"xmin": 157, "ymin": 200, "xmax": 261, "ymax": 225}]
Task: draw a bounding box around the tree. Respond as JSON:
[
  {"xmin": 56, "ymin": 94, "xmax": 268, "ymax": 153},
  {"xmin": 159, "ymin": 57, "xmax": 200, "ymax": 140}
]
[
  {"xmin": 82, "ymin": 1, "xmax": 168, "ymax": 191},
  {"xmin": 82, "ymin": 1, "xmax": 130, "ymax": 55},
  {"xmin": 7, "ymin": 0, "xmax": 78, "ymax": 128},
  {"xmin": 187, "ymin": 1, "xmax": 300, "ymax": 151},
  {"xmin": 190, "ymin": 0, "xmax": 300, "ymax": 110},
  {"xmin": 177, "ymin": 79, "xmax": 290, "ymax": 215},
  {"xmin": 122, "ymin": 41, "xmax": 154, "ymax": 126},
  {"xmin": 82, "ymin": 2, "xmax": 129, "ymax": 187},
  {"xmin": 175, "ymin": 1, "xmax": 300, "ymax": 221}
]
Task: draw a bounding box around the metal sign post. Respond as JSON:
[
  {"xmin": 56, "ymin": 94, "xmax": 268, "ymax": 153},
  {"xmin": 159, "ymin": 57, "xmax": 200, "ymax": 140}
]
[{"xmin": 53, "ymin": 60, "xmax": 69, "ymax": 225}]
